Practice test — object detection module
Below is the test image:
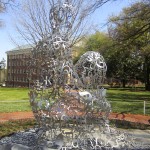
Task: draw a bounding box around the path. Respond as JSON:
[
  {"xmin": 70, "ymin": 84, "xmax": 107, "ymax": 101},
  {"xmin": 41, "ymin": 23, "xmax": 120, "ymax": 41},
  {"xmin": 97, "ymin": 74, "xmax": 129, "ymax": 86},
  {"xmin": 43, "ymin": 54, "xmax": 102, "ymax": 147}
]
[{"xmin": 0, "ymin": 111, "xmax": 150, "ymax": 125}]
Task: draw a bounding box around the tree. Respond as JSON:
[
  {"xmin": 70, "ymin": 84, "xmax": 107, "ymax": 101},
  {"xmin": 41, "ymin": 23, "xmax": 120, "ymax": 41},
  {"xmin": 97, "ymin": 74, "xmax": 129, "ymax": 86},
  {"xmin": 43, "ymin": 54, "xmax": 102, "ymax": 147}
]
[
  {"xmin": 14, "ymin": 0, "xmax": 115, "ymax": 47},
  {"xmin": 108, "ymin": 1, "xmax": 150, "ymax": 89},
  {"xmin": 106, "ymin": 45, "xmax": 143, "ymax": 87},
  {"xmin": 81, "ymin": 31, "xmax": 137, "ymax": 88},
  {"xmin": 72, "ymin": 32, "xmax": 113, "ymax": 66},
  {"xmin": 75, "ymin": 31, "xmax": 126, "ymax": 87},
  {"xmin": 108, "ymin": 0, "xmax": 150, "ymax": 42},
  {"xmin": 0, "ymin": 0, "xmax": 15, "ymax": 26},
  {"xmin": 85, "ymin": 31, "xmax": 112, "ymax": 53},
  {"xmin": 0, "ymin": 0, "xmax": 15, "ymax": 11}
]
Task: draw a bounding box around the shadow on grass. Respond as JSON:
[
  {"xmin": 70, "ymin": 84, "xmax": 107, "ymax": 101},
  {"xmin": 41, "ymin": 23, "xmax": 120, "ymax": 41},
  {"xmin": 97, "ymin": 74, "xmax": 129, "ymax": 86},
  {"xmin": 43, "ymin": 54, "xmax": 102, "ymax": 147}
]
[
  {"xmin": 0, "ymin": 119, "xmax": 37, "ymax": 138},
  {"xmin": 109, "ymin": 87, "xmax": 146, "ymax": 92},
  {"xmin": 110, "ymin": 119, "xmax": 150, "ymax": 130},
  {"xmin": 107, "ymin": 90, "xmax": 150, "ymax": 102},
  {"xmin": 110, "ymin": 100, "xmax": 150, "ymax": 114}
]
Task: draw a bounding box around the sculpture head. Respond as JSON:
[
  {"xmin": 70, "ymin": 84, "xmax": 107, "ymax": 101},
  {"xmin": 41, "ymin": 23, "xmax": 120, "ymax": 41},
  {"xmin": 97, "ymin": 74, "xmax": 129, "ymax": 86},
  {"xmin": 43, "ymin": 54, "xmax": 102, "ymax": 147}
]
[{"xmin": 75, "ymin": 51, "xmax": 107, "ymax": 88}]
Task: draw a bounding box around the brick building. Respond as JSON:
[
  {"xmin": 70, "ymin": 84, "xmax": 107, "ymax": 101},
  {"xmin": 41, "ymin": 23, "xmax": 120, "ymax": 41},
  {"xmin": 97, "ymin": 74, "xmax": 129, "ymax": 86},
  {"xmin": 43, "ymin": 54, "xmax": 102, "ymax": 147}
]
[
  {"xmin": 6, "ymin": 45, "xmax": 33, "ymax": 87},
  {"xmin": 5, "ymin": 42, "xmax": 82, "ymax": 87}
]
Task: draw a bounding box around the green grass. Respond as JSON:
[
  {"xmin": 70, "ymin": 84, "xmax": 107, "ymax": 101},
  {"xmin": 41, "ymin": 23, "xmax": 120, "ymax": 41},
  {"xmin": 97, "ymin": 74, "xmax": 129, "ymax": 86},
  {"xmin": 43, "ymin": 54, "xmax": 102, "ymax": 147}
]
[
  {"xmin": 107, "ymin": 88, "xmax": 150, "ymax": 114},
  {"xmin": 0, "ymin": 87, "xmax": 29, "ymax": 101},
  {"xmin": 0, "ymin": 102, "xmax": 32, "ymax": 112},
  {"xmin": 0, "ymin": 87, "xmax": 31, "ymax": 112},
  {"xmin": 0, "ymin": 87, "xmax": 150, "ymax": 114},
  {"xmin": 0, "ymin": 87, "xmax": 150, "ymax": 137},
  {"xmin": 0, "ymin": 119, "xmax": 37, "ymax": 138}
]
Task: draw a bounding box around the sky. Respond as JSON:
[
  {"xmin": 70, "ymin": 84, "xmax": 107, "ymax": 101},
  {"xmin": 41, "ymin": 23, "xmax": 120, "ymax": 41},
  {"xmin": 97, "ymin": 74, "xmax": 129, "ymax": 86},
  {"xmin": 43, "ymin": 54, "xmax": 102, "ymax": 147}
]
[{"xmin": 0, "ymin": 0, "xmax": 136, "ymax": 62}]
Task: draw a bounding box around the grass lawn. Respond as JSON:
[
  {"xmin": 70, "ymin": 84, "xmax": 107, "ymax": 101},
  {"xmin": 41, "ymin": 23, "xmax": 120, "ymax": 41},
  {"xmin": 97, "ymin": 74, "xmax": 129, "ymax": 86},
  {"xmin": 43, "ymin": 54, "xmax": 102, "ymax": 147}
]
[
  {"xmin": 0, "ymin": 87, "xmax": 29, "ymax": 100},
  {"xmin": 0, "ymin": 87, "xmax": 31, "ymax": 112},
  {"xmin": 0, "ymin": 87, "xmax": 150, "ymax": 114},
  {"xmin": 0, "ymin": 119, "xmax": 37, "ymax": 138},
  {"xmin": 107, "ymin": 88, "xmax": 150, "ymax": 114},
  {"xmin": 0, "ymin": 102, "xmax": 31, "ymax": 112}
]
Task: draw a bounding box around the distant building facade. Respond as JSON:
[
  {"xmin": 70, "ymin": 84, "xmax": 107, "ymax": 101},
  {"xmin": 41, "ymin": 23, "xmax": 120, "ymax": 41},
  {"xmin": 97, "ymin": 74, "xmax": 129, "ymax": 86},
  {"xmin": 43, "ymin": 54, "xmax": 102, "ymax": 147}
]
[
  {"xmin": 5, "ymin": 41, "xmax": 84, "ymax": 87},
  {"xmin": 6, "ymin": 45, "xmax": 33, "ymax": 87}
]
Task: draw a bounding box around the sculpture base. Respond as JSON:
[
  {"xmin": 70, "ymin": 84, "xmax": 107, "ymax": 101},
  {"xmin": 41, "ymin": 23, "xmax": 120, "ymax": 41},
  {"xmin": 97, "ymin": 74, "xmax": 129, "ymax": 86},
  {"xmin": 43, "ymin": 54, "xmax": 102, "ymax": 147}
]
[{"xmin": 0, "ymin": 127, "xmax": 150, "ymax": 150}]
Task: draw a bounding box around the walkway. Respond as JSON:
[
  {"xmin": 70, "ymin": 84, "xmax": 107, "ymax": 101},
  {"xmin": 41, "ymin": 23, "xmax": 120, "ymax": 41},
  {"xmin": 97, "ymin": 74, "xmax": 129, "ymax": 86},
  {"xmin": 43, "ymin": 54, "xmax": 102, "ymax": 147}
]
[{"xmin": 0, "ymin": 111, "xmax": 150, "ymax": 125}]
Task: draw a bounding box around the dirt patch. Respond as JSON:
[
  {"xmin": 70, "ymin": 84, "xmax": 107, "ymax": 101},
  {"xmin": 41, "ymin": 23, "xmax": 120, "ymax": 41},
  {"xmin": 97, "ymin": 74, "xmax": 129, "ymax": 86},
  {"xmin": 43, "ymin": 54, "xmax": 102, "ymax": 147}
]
[{"xmin": 0, "ymin": 111, "xmax": 150, "ymax": 125}]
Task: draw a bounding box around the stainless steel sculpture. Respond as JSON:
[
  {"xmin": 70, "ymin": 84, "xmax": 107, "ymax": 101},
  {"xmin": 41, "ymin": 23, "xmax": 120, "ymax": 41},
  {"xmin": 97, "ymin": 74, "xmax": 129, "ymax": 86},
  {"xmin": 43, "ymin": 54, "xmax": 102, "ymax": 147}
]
[
  {"xmin": 0, "ymin": 1, "xmax": 150, "ymax": 150},
  {"xmin": 28, "ymin": 1, "xmax": 133, "ymax": 149}
]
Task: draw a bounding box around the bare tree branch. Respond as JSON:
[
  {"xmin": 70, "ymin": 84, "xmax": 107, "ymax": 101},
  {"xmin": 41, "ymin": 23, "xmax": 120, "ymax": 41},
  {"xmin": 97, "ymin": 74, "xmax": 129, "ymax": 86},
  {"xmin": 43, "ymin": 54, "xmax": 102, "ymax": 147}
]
[
  {"xmin": 0, "ymin": 0, "xmax": 15, "ymax": 11},
  {"xmin": 0, "ymin": 0, "xmax": 16, "ymax": 27},
  {"xmin": 13, "ymin": 0, "xmax": 114, "ymax": 47}
]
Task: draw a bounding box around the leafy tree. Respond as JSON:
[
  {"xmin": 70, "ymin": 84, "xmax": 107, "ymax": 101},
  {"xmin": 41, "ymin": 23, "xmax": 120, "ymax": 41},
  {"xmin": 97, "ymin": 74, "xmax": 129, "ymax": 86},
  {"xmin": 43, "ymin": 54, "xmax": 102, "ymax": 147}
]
[
  {"xmin": 108, "ymin": 1, "xmax": 150, "ymax": 90},
  {"xmin": 109, "ymin": 1, "xmax": 150, "ymax": 42},
  {"xmin": 78, "ymin": 31, "xmax": 119, "ymax": 83},
  {"xmin": 82, "ymin": 32, "xmax": 132, "ymax": 87},
  {"xmin": 107, "ymin": 45, "xmax": 143, "ymax": 87},
  {"xmin": 85, "ymin": 32, "xmax": 112, "ymax": 53},
  {"xmin": 73, "ymin": 37, "xmax": 88, "ymax": 64}
]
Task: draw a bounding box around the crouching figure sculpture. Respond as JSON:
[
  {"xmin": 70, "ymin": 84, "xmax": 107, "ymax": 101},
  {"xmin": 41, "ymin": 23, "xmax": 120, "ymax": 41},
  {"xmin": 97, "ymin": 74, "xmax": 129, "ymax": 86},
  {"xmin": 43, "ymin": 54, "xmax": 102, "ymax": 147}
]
[{"xmin": 28, "ymin": 1, "xmax": 133, "ymax": 149}]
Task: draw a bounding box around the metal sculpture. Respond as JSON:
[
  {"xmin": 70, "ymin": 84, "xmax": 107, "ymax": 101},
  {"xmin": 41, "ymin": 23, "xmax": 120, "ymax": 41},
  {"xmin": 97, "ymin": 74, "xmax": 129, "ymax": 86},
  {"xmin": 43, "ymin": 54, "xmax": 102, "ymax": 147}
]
[
  {"xmin": 27, "ymin": 0, "xmax": 134, "ymax": 149},
  {"xmin": 0, "ymin": 1, "xmax": 149, "ymax": 150}
]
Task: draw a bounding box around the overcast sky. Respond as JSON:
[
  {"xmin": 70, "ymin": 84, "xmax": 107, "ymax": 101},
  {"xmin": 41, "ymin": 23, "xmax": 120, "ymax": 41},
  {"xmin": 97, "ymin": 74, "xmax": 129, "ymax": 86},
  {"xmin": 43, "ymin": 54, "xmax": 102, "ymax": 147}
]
[{"xmin": 0, "ymin": 0, "xmax": 136, "ymax": 61}]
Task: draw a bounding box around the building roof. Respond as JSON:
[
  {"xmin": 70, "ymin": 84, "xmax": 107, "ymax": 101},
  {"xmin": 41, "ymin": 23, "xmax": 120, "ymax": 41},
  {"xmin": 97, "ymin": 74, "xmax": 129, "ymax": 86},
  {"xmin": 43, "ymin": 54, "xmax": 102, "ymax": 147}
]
[
  {"xmin": 11, "ymin": 44, "xmax": 33, "ymax": 51},
  {"xmin": 6, "ymin": 44, "xmax": 34, "ymax": 55}
]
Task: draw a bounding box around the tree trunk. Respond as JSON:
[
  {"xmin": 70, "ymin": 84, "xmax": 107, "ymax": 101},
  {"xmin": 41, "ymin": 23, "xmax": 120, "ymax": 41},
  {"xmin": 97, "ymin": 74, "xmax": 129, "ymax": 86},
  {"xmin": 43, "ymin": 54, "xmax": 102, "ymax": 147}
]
[
  {"xmin": 122, "ymin": 79, "xmax": 126, "ymax": 88},
  {"xmin": 122, "ymin": 64, "xmax": 126, "ymax": 88}
]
